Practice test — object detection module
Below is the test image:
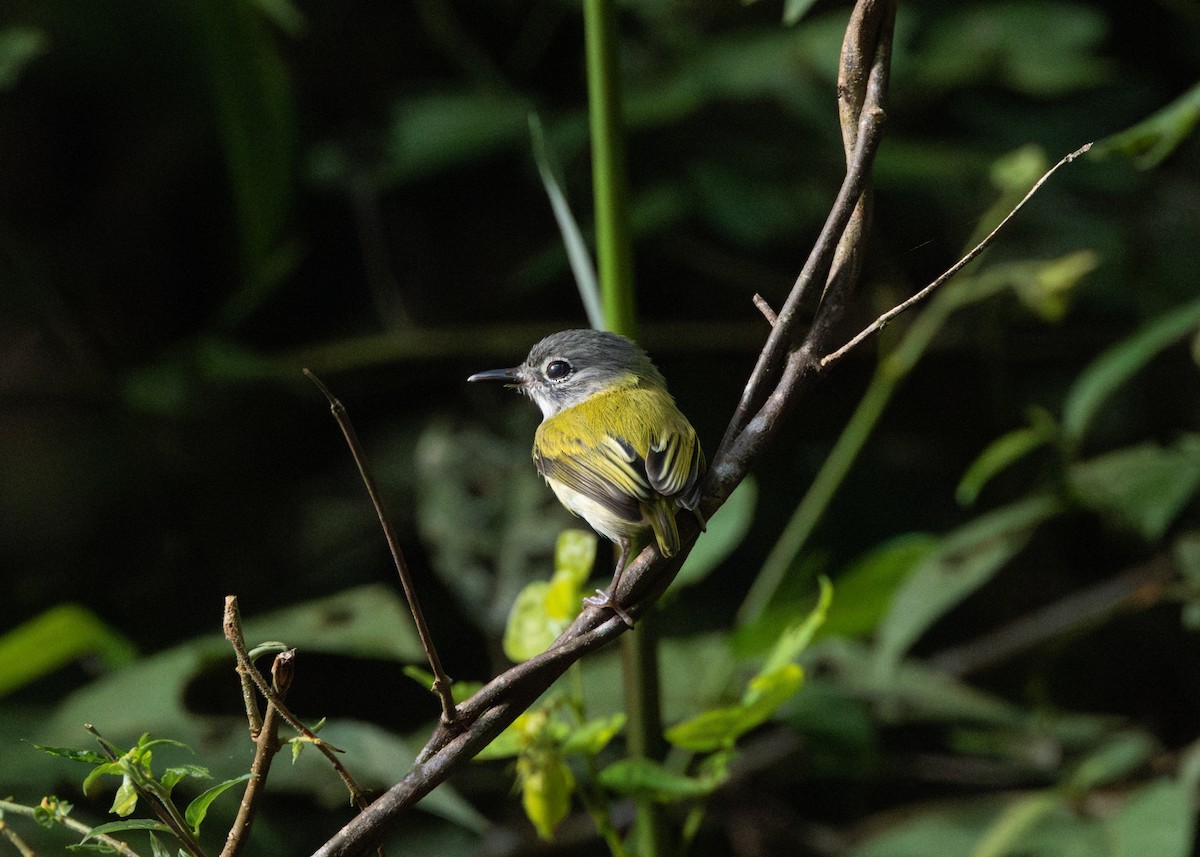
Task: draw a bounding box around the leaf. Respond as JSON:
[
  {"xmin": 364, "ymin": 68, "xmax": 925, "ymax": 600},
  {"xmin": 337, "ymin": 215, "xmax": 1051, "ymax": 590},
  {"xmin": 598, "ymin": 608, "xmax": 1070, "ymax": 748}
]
[
  {"xmin": 184, "ymin": 773, "xmax": 254, "ymax": 834},
  {"xmin": 758, "ymin": 577, "xmax": 831, "ymax": 677},
  {"xmin": 0, "ymin": 26, "xmax": 47, "ymax": 90},
  {"xmin": 80, "ymin": 818, "xmax": 172, "ymax": 843},
  {"xmin": 665, "ymin": 705, "xmax": 755, "ymax": 753},
  {"xmin": 1091, "ymin": 81, "xmax": 1200, "ymax": 169},
  {"xmin": 31, "ymin": 744, "xmax": 109, "ymax": 765},
  {"xmin": 1103, "ymin": 778, "xmax": 1194, "ymax": 857},
  {"xmin": 560, "ymin": 714, "xmax": 626, "ymax": 756},
  {"xmin": 957, "ymin": 409, "xmax": 1058, "ymax": 506},
  {"xmin": 529, "ymin": 113, "xmax": 602, "ymax": 330},
  {"xmin": 1062, "ymin": 297, "xmax": 1200, "ymax": 448},
  {"xmin": 503, "ymin": 582, "xmax": 568, "ymax": 663},
  {"xmin": 676, "ymin": 477, "xmax": 758, "ymax": 588},
  {"xmin": 598, "ymin": 758, "xmax": 717, "ymax": 801},
  {"xmin": 1066, "ymin": 731, "xmax": 1157, "ymax": 793},
  {"xmin": 821, "ymin": 535, "xmax": 939, "ymax": 639},
  {"xmin": 0, "ymin": 605, "xmax": 137, "ymax": 698},
  {"xmin": 1068, "ymin": 437, "xmax": 1200, "ymax": 542},
  {"xmin": 873, "ymin": 495, "xmax": 1063, "ymax": 675},
  {"xmin": 518, "ymin": 754, "xmax": 574, "ymax": 840},
  {"xmin": 110, "ymin": 776, "xmax": 139, "ymax": 817},
  {"xmin": 782, "ymin": 0, "xmax": 821, "ymax": 26}
]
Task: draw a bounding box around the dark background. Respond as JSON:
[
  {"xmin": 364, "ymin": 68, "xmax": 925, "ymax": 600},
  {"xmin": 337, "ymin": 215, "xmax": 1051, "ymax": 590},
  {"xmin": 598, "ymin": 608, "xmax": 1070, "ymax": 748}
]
[{"xmin": 1, "ymin": 0, "xmax": 1198, "ymax": 854}]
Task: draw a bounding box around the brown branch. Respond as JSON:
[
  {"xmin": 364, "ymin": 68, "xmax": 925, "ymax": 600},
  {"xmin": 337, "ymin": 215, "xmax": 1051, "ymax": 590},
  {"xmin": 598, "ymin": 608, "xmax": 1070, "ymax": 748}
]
[
  {"xmin": 819, "ymin": 142, "xmax": 1094, "ymax": 370},
  {"xmin": 222, "ymin": 597, "xmax": 372, "ymax": 812},
  {"xmin": 221, "ymin": 650, "xmax": 292, "ymax": 857},
  {"xmin": 303, "ymin": 369, "xmax": 459, "ymax": 725},
  {"xmin": 309, "ymin": 4, "xmax": 896, "ymax": 856}
]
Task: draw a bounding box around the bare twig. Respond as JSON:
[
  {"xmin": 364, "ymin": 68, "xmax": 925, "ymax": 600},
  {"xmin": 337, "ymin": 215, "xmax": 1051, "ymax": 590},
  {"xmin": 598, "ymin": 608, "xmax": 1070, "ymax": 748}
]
[
  {"xmin": 0, "ymin": 799, "xmax": 142, "ymax": 857},
  {"xmin": 222, "ymin": 597, "xmax": 372, "ymax": 811},
  {"xmin": 303, "ymin": 369, "xmax": 459, "ymax": 725},
  {"xmin": 753, "ymin": 294, "xmax": 778, "ymax": 326},
  {"xmin": 221, "ymin": 650, "xmax": 293, "ymax": 857},
  {"xmin": 819, "ymin": 142, "xmax": 1094, "ymax": 370}
]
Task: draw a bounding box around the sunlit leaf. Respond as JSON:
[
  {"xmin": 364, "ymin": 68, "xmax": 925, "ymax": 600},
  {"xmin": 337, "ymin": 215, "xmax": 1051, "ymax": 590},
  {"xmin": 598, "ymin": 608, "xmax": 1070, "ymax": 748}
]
[
  {"xmin": 598, "ymin": 758, "xmax": 716, "ymax": 801},
  {"xmin": 518, "ymin": 754, "xmax": 574, "ymax": 840},
  {"xmin": 560, "ymin": 714, "xmax": 626, "ymax": 756},
  {"xmin": 0, "ymin": 605, "xmax": 137, "ymax": 698},
  {"xmin": 758, "ymin": 577, "xmax": 831, "ymax": 677},
  {"xmin": 184, "ymin": 773, "xmax": 254, "ymax": 834}
]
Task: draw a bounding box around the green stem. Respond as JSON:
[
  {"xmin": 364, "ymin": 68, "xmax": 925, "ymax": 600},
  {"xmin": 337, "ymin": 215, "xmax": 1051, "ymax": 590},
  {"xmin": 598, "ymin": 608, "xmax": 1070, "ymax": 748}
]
[
  {"xmin": 585, "ymin": 0, "xmax": 636, "ymax": 336},
  {"xmin": 584, "ymin": 2, "xmax": 664, "ymax": 853}
]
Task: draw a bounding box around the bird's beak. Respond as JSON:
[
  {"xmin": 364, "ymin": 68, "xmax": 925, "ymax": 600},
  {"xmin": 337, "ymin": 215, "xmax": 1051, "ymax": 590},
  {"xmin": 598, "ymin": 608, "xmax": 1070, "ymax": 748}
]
[{"xmin": 467, "ymin": 366, "xmax": 523, "ymax": 384}]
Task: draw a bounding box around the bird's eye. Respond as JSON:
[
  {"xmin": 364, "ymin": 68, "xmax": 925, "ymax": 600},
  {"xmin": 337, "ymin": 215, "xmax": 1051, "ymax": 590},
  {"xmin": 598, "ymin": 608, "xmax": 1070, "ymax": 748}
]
[{"xmin": 545, "ymin": 360, "xmax": 572, "ymax": 380}]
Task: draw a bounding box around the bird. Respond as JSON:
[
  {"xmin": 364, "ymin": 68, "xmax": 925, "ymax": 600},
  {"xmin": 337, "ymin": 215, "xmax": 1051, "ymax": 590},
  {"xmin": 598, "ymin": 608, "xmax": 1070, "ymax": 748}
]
[{"xmin": 469, "ymin": 329, "xmax": 705, "ymax": 625}]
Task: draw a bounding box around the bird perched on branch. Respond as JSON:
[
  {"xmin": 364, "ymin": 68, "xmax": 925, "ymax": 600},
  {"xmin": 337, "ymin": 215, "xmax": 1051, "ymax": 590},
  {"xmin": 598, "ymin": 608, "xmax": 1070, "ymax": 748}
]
[{"xmin": 469, "ymin": 329, "xmax": 705, "ymax": 625}]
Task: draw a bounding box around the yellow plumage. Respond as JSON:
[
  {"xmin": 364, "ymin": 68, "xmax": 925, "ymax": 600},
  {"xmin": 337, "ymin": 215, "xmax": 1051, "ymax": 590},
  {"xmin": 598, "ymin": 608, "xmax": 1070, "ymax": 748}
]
[{"xmin": 468, "ymin": 329, "xmax": 705, "ymax": 625}]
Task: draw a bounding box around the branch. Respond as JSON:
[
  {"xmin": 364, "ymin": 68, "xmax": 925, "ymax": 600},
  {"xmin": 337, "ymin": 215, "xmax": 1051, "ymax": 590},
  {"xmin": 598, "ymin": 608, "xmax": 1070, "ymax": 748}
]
[
  {"xmin": 303, "ymin": 369, "xmax": 458, "ymax": 725},
  {"xmin": 819, "ymin": 142, "xmax": 1094, "ymax": 370},
  {"xmin": 222, "ymin": 597, "xmax": 371, "ymax": 811},
  {"xmin": 309, "ymin": 4, "xmax": 895, "ymax": 856}
]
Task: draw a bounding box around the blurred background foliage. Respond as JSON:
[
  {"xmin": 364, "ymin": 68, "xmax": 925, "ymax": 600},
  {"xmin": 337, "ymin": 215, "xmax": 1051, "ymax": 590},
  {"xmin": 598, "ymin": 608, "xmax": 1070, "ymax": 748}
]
[{"xmin": 1, "ymin": 0, "xmax": 1199, "ymax": 854}]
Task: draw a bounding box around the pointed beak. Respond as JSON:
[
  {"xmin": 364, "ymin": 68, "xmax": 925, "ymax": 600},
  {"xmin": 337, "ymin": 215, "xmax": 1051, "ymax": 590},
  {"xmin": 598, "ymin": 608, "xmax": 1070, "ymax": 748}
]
[{"xmin": 467, "ymin": 366, "xmax": 522, "ymax": 384}]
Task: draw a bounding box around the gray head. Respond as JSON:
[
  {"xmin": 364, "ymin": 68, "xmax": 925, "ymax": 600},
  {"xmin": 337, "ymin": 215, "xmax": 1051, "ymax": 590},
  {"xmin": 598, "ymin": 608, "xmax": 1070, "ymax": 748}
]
[{"xmin": 468, "ymin": 329, "xmax": 667, "ymax": 419}]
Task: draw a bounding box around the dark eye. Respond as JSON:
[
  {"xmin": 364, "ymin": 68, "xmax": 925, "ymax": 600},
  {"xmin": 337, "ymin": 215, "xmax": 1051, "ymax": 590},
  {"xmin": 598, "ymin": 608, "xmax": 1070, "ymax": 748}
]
[{"xmin": 545, "ymin": 360, "xmax": 572, "ymax": 381}]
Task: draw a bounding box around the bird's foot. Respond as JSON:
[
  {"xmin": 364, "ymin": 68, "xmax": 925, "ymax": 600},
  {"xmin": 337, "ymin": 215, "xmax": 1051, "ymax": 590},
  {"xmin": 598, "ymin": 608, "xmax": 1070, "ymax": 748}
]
[{"xmin": 583, "ymin": 589, "xmax": 634, "ymax": 627}]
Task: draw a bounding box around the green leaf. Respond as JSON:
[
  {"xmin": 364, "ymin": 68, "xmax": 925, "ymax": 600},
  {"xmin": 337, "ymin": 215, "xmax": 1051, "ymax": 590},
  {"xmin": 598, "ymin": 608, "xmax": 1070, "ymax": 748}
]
[
  {"xmin": 759, "ymin": 577, "xmax": 831, "ymax": 677},
  {"xmin": 517, "ymin": 754, "xmax": 574, "ymax": 840},
  {"xmin": 184, "ymin": 773, "xmax": 254, "ymax": 834},
  {"xmin": 560, "ymin": 714, "xmax": 626, "ymax": 756},
  {"xmin": 873, "ymin": 495, "xmax": 1063, "ymax": 675},
  {"xmin": 782, "ymin": 0, "xmax": 820, "ymax": 26},
  {"xmin": 0, "ymin": 26, "xmax": 47, "ymax": 90},
  {"xmin": 821, "ymin": 535, "xmax": 939, "ymax": 639},
  {"xmin": 160, "ymin": 764, "xmax": 209, "ymax": 795},
  {"xmin": 1069, "ymin": 437, "xmax": 1200, "ymax": 542},
  {"xmin": 665, "ymin": 705, "xmax": 755, "ymax": 753},
  {"xmin": 1104, "ymin": 778, "xmax": 1194, "ymax": 857},
  {"xmin": 80, "ymin": 818, "xmax": 173, "ymax": 843},
  {"xmin": 0, "ymin": 604, "xmax": 137, "ymax": 698},
  {"xmin": 742, "ymin": 664, "xmax": 805, "ymax": 722},
  {"xmin": 554, "ymin": 528, "xmax": 598, "ymax": 585},
  {"xmin": 957, "ymin": 409, "xmax": 1058, "ymax": 506},
  {"xmin": 1062, "ymin": 297, "xmax": 1200, "ymax": 448},
  {"xmin": 676, "ymin": 477, "xmax": 758, "ymax": 588},
  {"xmin": 1067, "ymin": 731, "xmax": 1157, "ymax": 793},
  {"xmin": 598, "ymin": 758, "xmax": 717, "ymax": 801},
  {"xmin": 32, "ymin": 744, "xmax": 109, "ymax": 765},
  {"xmin": 1091, "ymin": 81, "xmax": 1200, "ymax": 169},
  {"xmin": 82, "ymin": 761, "xmax": 125, "ymax": 798},
  {"xmin": 110, "ymin": 776, "xmax": 139, "ymax": 817}
]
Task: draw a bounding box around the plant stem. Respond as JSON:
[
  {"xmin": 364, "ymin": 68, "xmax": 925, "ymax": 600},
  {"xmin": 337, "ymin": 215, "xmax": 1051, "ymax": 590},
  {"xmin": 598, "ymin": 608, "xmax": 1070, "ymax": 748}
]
[{"xmin": 585, "ymin": 0, "xmax": 636, "ymax": 336}]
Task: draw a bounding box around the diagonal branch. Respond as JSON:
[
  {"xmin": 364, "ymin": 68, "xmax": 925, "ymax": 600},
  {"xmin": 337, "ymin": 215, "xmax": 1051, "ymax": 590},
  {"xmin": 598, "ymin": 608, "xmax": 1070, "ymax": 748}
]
[{"xmin": 310, "ymin": 3, "xmax": 896, "ymax": 856}]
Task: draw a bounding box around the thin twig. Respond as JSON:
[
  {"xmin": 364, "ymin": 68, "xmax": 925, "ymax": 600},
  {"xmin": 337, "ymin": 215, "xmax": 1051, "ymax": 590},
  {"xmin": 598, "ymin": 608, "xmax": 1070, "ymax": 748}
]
[
  {"xmin": 752, "ymin": 294, "xmax": 778, "ymax": 326},
  {"xmin": 0, "ymin": 819, "xmax": 37, "ymax": 857},
  {"xmin": 302, "ymin": 369, "xmax": 459, "ymax": 725},
  {"xmin": 221, "ymin": 650, "xmax": 293, "ymax": 857},
  {"xmin": 222, "ymin": 598, "xmax": 373, "ymax": 811},
  {"xmin": 0, "ymin": 799, "xmax": 142, "ymax": 857},
  {"xmin": 819, "ymin": 142, "xmax": 1093, "ymax": 370}
]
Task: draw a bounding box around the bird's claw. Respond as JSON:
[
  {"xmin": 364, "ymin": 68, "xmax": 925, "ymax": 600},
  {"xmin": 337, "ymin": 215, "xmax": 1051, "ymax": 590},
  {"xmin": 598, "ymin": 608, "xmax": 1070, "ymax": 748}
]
[{"xmin": 583, "ymin": 589, "xmax": 635, "ymax": 627}]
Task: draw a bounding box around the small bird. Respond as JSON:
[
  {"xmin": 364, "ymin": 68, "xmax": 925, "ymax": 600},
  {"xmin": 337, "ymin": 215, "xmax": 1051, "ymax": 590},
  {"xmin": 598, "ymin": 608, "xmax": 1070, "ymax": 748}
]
[{"xmin": 469, "ymin": 329, "xmax": 705, "ymax": 625}]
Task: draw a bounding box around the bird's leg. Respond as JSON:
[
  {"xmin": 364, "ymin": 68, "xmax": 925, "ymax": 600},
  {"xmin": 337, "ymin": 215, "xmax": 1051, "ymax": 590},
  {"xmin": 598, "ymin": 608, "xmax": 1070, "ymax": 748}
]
[{"xmin": 583, "ymin": 538, "xmax": 635, "ymax": 627}]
